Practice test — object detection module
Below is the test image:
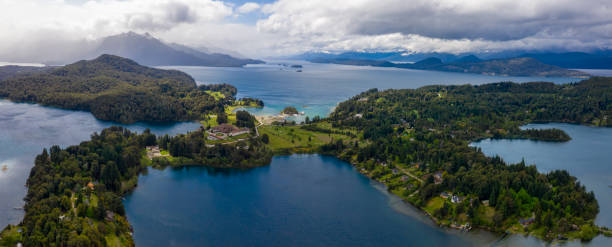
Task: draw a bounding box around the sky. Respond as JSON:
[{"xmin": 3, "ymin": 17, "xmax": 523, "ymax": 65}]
[{"xmin": 0, "ymin": 0, "xmax": 611, "ymax": 61}]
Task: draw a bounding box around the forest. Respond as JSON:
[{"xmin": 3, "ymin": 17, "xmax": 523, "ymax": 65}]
[
  {"xmin": 320, "ymin": 77, "xmax": 611, "ymax": 240},
  {"xmin": 2, "ymin": 76, "xmax": 611, "ymax": 245},
  {"xmin": 0, "ymin": 55, "xmax": 235, "ymax": 123},
  {"xmin": 0, "ymin": 125, "xmax": 272, "ymax": 247}
]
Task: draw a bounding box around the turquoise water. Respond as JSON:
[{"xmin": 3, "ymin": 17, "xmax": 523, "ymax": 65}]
[
  {"xmin": 0, "ymin": 62, "xmax": 605, "ymax": 246},
  {"xmin": 166, "ymin": 61, "xmax": 579, "ymax": 119}
]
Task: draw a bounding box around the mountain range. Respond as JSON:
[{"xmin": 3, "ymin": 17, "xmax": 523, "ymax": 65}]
[
  {"xmin": 92, "ymin": 32, "xmax": 264, "ymax": 67},
  {"xmin": 310, "ymin": 57, "xmax": 589, "ymax": 77},
  {"xmin": 298, "ymin": 50, "xmax": 612, "ymax": 69}
]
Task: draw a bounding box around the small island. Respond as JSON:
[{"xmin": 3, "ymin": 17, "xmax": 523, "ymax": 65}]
[{"xmin": 281, "ymin": 106, "xmax": 300, "ymax": 116}]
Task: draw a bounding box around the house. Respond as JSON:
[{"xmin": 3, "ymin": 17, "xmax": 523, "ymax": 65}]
[
  {"xmin": 211, "ymin": 124, "xmax": 237, "ymax": 134},
  {"xmin": 433, "ymin": 171, "xmax": 443, "ymax": 184},
  {"xmin": 87, "ymin": 182, "xmax": 95, "ymax": 190},
  {"xmin": 482, "ymin": 200, "xmax": 490, "ymax": 206},
  {"xmin": 401, "ymin": 175, "xmax": 409, "ymax": 182},
  {"xmin": 440, "ymin": 191, "xmax": 451, "ymax": 199},
  {"xmin": 519, "ymin": 217, "xmax": 535, "ymax": 226},
  {"xmin": 451, "ymin": 195, "xmax": 463, "ymax": 204},
  {"xmin": 210, "ymin": 124, "xmax": 250, "ymax": 137},
  {"xmin": 105, "ymin": 211, "xmax": 115, "ymax": 222}
]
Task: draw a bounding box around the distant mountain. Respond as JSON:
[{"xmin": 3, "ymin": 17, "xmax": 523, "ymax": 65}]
[
  {"xmin": 453, "ymin": 55, "xmax": 482, "ymax": 63},
  {"xmin": 309, "ymin": 58, "xmax": 394, "ymax": 67},
  {"xmin": 296, "ymin": 51, "xmax": 461, "ymax": 63},
  {"xmin": 309, "ymin": 56, "xmax": 589, "ymax": 77},
  {"xmin": 519, "ymin": 52, "xmax": 612, "ymax": 69},
  {"xmin": 298, "ymin": 50, "xmax": 612, "ymax": 69},
  {"xmin": 92, "ymin": 32, "xmax": 264, "ymax": 67}
]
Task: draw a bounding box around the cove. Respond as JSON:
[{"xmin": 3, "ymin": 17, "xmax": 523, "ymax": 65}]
[
  {"xmin": 472, "ymin": 123, "xmax": 612, "ymax": 246},
  {"xmin": 0, "ymin": 99, "xmax": 201, "ymax": 227},
  {"xmin": 124, "ymin": 154, "xmax": 500, "ymax": 247},
  {"xmin": 166, "ymin": 61, "xmax": 579, "ymax": 119}
]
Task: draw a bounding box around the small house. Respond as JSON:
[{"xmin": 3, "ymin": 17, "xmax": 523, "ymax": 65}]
[
  {"xmin": 519, "ymin": 217, "xmax": 535, "ymax": 226},
  {"xmin": 433, "ymin": 171, "xmax": 443, "ymax": 184},
  {"xmin": 451, "ymin": 195, "xmax": 463, "ymax": 204},
  {"xmin": 440, "ymin": 191, "xmax": 451, "ymax": 199}
]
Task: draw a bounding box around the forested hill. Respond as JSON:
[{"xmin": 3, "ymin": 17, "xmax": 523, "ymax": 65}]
[
  {"xmin": 322, "ymin": 77, "xmax": 612, "ymax": 240},
  {"xmin": 309, "ymin": 57, "xmax": 589, "ymax": 77},
  {"xmin": 0, "ymin": 55, "xmax": 236, "ymax": 123}
]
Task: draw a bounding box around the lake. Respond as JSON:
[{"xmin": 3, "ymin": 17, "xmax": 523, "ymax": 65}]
[
  {"xmin": 471, "ymin": 123, "xmax": 612, "ymax": 246},
  {"xmin": 0, "ymin": 62, "xmax": 606, "ymax": 246},
  {"xmin": 166, "ymin": 61, "xmax": 578, "ymax": 118},
  {"xmin": 0, "ymin": 100, "xmax": 201, "ymax": 226},
  {"xmin": 124, "ymin": 154, "xmax": 501, "ymax": 247}
]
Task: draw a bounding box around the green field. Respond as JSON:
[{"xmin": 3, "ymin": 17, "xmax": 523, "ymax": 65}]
[
  {"xmin": 260, "ymin": 124, "xmax": 355, "ymax": 152},
  {"xmin": 423, "ymin": 197, "xmax": 445, "ymax": 216},
  {"xmin": 205, "ymin": 90, "xmax": 226, "ymax": 100}
]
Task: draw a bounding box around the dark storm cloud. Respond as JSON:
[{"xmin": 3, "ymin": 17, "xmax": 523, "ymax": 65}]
[
  {"xmin": 126, "ymin": 2, "xmax": 198, "ymax": 31},
  {"xmin": 343, "ymin": 0, "xmax": 612, "ymax": 41}
]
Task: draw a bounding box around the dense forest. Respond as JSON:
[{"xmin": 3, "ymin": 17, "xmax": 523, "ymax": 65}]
[
  {"xmin": 319, "ymin": 77, "xmax": 611, "ymax": 240},
  {"xmin": 2, "ymin": 76, "xmax": 611, "ymax": 245},
  {"xmin": 0, "ymin": 125, "xmax": 272, "ymax": 246},
  {"xmin": 0, "ymin": 55, "xmax": 235, "ymax": 123}
]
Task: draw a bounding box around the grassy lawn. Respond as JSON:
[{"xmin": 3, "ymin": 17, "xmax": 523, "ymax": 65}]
[
  {"xmin": 205, "ymin": 90, "xmax": 225, "ymax": 100},
  {"xmin": 260, "ymin": 125, "xmax": 354, "ymax": 152},
  {"xmin": 476, "ymin": 205, "xmax": 496, "ymax": 225},
  {"xmin": 105, "ymin": 234, "xmax": 123, "ymax": 247},
  {"xmin": 423, "ymin": 197, "xmax": 445, "ymax": 215},
  {"xmin": 90, "ymin": 194, "xmax": 99, "ymax": 207},
  {"xmin": 0, "ymin": 226, "xmax": 22, "ymax": 246},
  {"xmin": 200, "ymin": 115, "xmax": 219, "ymax": 128}
]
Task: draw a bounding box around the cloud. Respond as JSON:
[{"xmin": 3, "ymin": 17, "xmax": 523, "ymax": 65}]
[
  {"xmin": 237, "ymin": 2, "xmax": 261, "ymax": 14},
  {"xmin": 257, "ymin": 0, "xmax": 612, "ymax": 54},
  {"xmin": 1, "ymin": 0, "xmax": 612, "ymax": 62}
]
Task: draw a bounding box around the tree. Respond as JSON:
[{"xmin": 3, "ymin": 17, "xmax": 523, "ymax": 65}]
[
  {"xmin": 261, "ymin": 134, "xmax": 269, "ymax": 144},
  {"xmin": 217, "ymin": 112, "xmax": 228, "ymax": 124}
]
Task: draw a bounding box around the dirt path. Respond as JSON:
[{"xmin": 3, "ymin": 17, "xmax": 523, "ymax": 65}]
[{"xmin": 396, "ymin": 166, "xmax": 423, "ymax": 183}]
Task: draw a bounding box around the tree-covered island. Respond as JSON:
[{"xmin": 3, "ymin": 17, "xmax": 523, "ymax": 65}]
[{"xmin": 2, "ymin": 56, "xmax": 611, "ymax": 246}]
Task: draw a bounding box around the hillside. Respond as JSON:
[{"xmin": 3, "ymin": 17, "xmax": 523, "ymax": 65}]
[
  {"xmin": 0, "ymin": 66, "xmax": 51, "ymax": 81},
  {"xmin": 0, "ymin": 55, "xmax": 235, "ymax": 123},
  {"xmin": 323, "ymin": 77, "xmax": 612, "ymax": 240},
  {"xmin": 93, "ymin": 32, "xmax": 264, "ymax": 67},
  {"xmin": 309, "ymin": 57, "xmax": 589, "ymax": 77}
]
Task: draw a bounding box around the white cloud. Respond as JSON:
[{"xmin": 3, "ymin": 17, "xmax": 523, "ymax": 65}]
[
  {"xmin": 256, "ymin": 0, "xmax": 612, "ymax": 54},
  {"xmin": 1, "ymin": 0, "xmax": 612, "ymax": 62},
  {"xmin": 237, "ymin": 2, "xmax": 261, "ymax": 14}
]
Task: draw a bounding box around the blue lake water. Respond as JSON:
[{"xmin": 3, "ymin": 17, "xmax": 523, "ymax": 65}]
[
  {"xmin": 0, "ymin": 62, "xmax": 608, "ymax": 246},
  {"xmin": 124, "ymin": 155, "xmax": 499, "ymax": 247},
  {"xmin": 472, "ymin": 123, "xmax": 612, "ymax": 246},
  {"xmin": 472, "ymin": 123, "xmax": 612, "ymax": 228},
  {"xmin": 0, "ymin": 100, "xmax": 200, "ymax": 226},
  {"xmin": 166, "ymin": 61, "xmax": 578, "ymax": 118}
]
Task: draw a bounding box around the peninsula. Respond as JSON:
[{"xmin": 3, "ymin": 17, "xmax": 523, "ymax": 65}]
[
  {"xmin": 0, "ymin": 55, "xmax": 262, "ymax": 124},
  {"xmin": 1, "ymin": 56, "xmax": 611, "ymax": 246}
]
